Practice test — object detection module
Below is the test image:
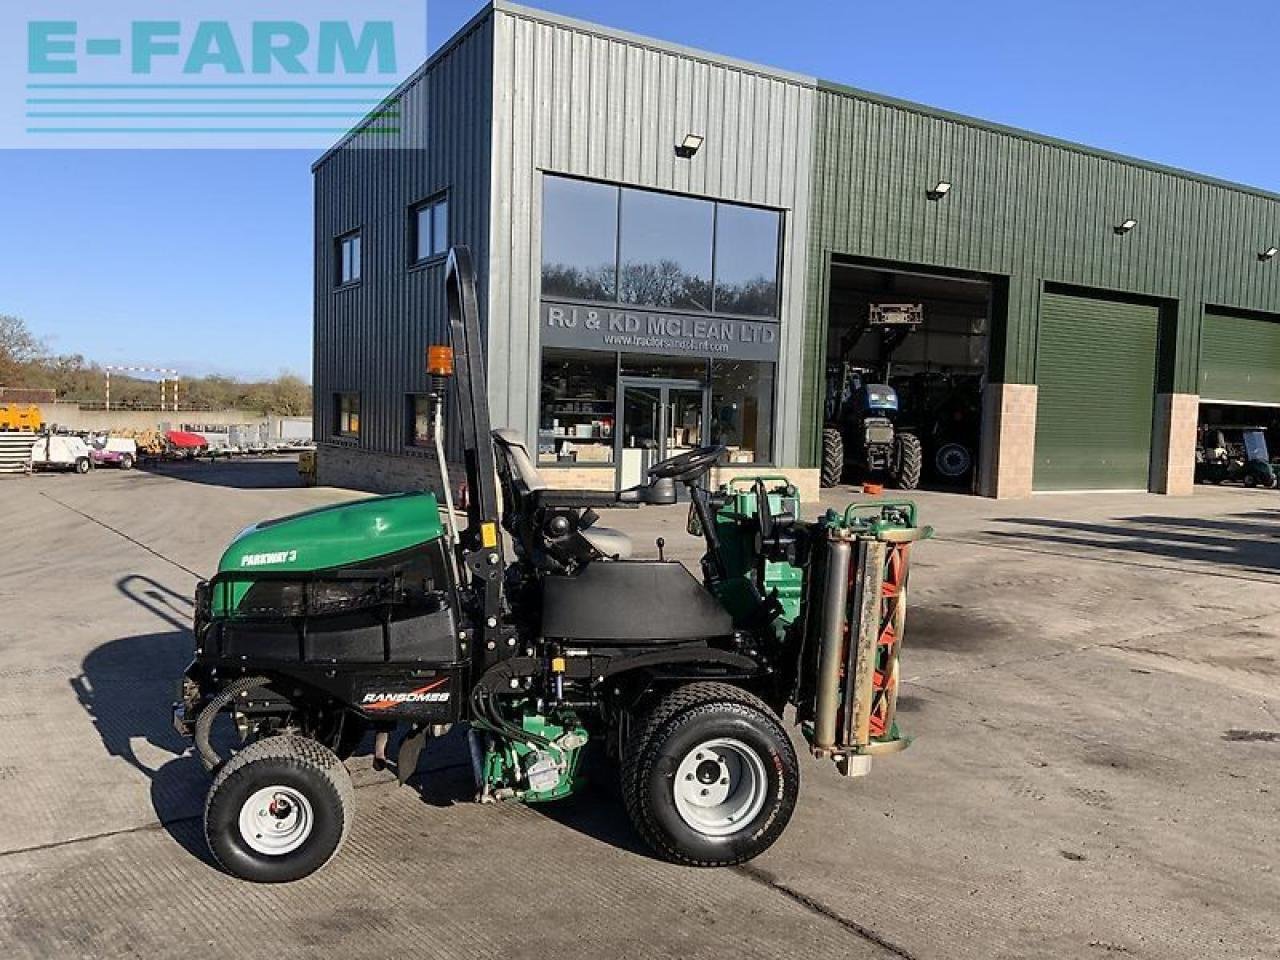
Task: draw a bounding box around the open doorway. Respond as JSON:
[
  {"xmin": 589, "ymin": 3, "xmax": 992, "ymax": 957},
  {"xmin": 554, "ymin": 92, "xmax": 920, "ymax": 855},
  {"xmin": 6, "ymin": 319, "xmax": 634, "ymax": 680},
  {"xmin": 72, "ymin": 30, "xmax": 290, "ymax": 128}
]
[
  {"xmin": 1196, "ymin": 402, "xmax": 1280, "ymax": 489},
  {"xmin": 822, "ymin": 258, "xmax": 992, "ymax": 493}
]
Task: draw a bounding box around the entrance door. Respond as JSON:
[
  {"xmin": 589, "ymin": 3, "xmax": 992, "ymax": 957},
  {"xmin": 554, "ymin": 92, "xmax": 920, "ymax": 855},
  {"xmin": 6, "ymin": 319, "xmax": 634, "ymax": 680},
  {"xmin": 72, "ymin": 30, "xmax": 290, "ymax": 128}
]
[{"xmin": 617, "ymin": 379, "xmax": 708, "ymax": 490}]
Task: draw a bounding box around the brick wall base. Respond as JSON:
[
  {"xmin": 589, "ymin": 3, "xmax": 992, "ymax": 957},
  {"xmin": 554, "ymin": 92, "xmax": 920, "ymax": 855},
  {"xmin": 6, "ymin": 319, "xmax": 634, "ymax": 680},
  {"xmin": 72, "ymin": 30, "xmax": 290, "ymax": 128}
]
[
  {"xmin": 1150, "ymin": 393, "xmax": 1198, "ymax": 495},
  {"xmin": 316, "ymin": 443, "xmax": 446, "ymax": 494},
  {"xmin": 318, "ymin": 444, "xmax": 822, "ymax": 505},
  {"xmin": 979, "ymin": 383, "xmax": 1038, "ymax": 499}
]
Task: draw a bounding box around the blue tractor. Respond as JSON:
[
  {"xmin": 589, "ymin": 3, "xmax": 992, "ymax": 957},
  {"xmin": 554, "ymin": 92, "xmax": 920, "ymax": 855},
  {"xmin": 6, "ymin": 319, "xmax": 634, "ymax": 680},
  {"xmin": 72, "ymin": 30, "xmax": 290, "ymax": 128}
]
[{"xmin": 821, "ymin": 303, "xmax": 925, "ymax": 489}]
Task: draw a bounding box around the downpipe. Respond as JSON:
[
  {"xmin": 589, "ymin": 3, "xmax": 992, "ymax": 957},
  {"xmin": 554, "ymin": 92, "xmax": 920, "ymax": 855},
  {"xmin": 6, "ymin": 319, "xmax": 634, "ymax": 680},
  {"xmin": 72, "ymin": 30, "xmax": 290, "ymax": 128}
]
[{"xmin": 813, "ymin": 533, "xmax": 853, "ymax": 751}]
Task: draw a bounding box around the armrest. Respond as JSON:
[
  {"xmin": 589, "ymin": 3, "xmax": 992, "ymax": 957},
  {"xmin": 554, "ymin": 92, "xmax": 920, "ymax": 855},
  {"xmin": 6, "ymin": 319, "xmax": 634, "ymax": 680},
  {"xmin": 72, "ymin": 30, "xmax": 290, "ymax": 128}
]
[{"xmin": 531, "ymin": 489, "xmax": 638, "ymax": 509}]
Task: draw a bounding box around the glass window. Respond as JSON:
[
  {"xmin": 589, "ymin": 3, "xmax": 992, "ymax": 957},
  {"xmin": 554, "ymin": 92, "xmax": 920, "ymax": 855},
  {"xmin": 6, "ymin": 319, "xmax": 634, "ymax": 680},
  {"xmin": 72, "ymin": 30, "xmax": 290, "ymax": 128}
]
[
  {"xmin": 714, "ymin": 205, "xmax": 780, "ymax": 317},
  {"xmin": 538, "ymin": 348, "xmax": 616, "ymax": 466},
  {"xmin": 619, "ymin": 188, "xmax": 714, "ymax": 311},
  {"xmin": 619, "ymin": 354, "xmax": 708, "ymax": 383},
  {"xmin": 711, "ymin": 360, "xmax": 774, "ymax": 463},
  {"xmin": 407, "ymin": 394, "xmax": 432, "ymax": 447},
  {"xmin": 335, "ymin": 392, "xmax": 360, "ymax": 437},
  {"xmin": 542, "ymin": 177, "xmax": 618, "ymax": 301},
  {"xmin": 414, "ymin": 196, "xmax": 449, "ymax": 262},
  {"xmin": 337, "ymin": 232, "xmax": 361, "ymax": 286}
]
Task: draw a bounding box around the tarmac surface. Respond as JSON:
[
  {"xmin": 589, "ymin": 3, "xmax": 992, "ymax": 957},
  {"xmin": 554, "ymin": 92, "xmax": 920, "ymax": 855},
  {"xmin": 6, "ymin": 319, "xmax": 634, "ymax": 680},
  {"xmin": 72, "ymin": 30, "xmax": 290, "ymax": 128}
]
[{"xmin": 1, "ymin": 457, "xmax": 1278, "ymax": 959}]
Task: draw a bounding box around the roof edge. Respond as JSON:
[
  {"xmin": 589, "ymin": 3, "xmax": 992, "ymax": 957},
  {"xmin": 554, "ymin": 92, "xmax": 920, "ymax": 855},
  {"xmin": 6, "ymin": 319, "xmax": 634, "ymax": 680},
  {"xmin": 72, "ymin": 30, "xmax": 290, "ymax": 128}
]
[
  {"xmin": 491, "ymin": 0, "xmax": 816, "ymax": 87},
  {"xmin": 817, "ymin": 78, "xmax": 1280, "ymax": 206},
  {"xmin": 311, "ymin": 3, "xmax": 496, "ymax": 172}
]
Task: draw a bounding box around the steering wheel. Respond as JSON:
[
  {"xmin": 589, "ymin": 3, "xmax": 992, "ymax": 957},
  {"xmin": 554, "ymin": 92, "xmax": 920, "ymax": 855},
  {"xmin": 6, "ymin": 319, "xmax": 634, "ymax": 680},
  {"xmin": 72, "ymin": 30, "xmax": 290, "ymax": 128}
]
[{"xmin": 647, "ymin": 445, "xmax": 726, "ymax": 482}]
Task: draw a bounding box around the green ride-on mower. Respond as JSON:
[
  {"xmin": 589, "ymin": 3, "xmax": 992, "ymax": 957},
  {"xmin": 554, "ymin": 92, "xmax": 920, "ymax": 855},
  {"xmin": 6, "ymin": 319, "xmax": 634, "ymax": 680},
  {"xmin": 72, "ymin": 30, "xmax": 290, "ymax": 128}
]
[{"xmin": 173, "ymin": 248, "xmax": 933, "ymax": 882}]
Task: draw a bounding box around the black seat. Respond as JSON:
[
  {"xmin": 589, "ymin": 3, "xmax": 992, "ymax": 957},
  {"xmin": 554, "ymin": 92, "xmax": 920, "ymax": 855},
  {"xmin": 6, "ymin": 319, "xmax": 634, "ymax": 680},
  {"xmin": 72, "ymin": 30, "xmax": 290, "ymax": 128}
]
[{"xmin": 491, "ymin": 429, "xmax": 633, "ymax": 561}]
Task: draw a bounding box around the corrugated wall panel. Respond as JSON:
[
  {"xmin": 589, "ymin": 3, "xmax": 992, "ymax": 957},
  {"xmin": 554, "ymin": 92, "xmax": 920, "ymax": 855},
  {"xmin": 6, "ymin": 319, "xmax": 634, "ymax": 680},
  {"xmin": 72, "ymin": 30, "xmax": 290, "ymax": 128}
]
[
  {"xmin": 313, "ymin": 17, "xmax": 494, "ymax": 463},
  {"xmin": 488, "ymin": 8, "xmax": 815, "ymax": 467},
  {"xmin": 1200, "ymin": 311, "xmax": 1280, "ymax": 404},
  {"xmin": 802, "ymin": 83, "xmax": 1280, "ymax": 465}
]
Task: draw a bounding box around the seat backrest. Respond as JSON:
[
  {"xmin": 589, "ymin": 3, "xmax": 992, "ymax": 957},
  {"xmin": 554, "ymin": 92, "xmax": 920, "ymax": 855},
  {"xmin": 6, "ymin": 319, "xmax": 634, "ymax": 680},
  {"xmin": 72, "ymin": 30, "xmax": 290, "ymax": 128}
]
[{"xmin": 492, "ymin": 428, "xmax": 547, "ymax": 495}]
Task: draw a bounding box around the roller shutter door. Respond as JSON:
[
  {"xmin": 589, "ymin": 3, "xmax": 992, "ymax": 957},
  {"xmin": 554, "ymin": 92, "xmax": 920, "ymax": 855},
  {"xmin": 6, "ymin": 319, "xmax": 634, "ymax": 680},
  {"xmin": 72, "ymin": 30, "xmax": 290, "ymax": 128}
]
[
  {"xmin": 1200, "ymin": 311, "xmax": 1280, "ymax": 404},
  {"xmin": 1034, "ymin": 292, "xmax": 1159, "ymax": 491}
]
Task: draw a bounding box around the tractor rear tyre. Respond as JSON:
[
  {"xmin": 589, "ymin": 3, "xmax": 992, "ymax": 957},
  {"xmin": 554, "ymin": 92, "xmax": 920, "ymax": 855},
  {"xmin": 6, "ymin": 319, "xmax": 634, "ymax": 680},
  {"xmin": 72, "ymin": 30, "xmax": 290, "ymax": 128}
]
[
  {"xmin": 204, "ymin": 734, "xmax": 353, "ymax": 883},
  {"xmin": 622, "ymin": 682, "xmax": 799, "ymax": 867},
  {"xmin": 820, "ymin": 428, "xmax": 844, "ymax": 487},
  {"xmin": 892, "ymin": 432, "xmax": 923, "ymax": 490}
]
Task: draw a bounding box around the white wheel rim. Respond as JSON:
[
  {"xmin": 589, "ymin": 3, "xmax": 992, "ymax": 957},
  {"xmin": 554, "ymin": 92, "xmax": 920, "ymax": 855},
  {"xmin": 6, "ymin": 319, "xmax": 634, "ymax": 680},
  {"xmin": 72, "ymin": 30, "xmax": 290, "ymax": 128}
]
[
  {"xmin": 672, "ymin": 737, "xmax": 767, "ymax": 837},
  {"xmin": 238, "ymin": 786, "xmax": 314, "ymax": 855}
]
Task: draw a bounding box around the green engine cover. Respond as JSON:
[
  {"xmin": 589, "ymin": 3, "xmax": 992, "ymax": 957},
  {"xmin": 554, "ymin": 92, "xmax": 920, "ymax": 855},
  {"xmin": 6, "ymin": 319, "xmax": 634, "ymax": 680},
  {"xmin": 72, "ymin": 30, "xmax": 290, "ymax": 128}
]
[
  {"xmin": 213, "ymin": 492, "xmax": 444, "ymax": 614},
  {"xmin": 219, "ymin": 492, "xmax": 443, "ymax": 574}
]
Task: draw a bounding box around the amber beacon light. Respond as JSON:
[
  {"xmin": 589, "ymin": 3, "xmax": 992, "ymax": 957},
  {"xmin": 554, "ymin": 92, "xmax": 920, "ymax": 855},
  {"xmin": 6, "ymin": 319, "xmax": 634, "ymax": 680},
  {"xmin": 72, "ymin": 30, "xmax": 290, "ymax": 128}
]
[{"xmin": 426, "ymin": 345, "xmax": 455, "ymax": 377}]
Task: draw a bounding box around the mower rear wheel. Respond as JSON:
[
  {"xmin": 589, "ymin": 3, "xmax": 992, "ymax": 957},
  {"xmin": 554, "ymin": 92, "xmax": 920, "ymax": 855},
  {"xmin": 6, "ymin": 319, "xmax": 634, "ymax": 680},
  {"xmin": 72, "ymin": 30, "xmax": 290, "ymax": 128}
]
[
  {"xmin": 820, "ymin": 428, "xmax": 844, "ymax": 487},
  {"xmin": 204, "ymin": 734, "xmax": 353, "ymax": 883},
  {"xmin": 622, "ymin": 682, "xmax": 798, "ymax": 866}
]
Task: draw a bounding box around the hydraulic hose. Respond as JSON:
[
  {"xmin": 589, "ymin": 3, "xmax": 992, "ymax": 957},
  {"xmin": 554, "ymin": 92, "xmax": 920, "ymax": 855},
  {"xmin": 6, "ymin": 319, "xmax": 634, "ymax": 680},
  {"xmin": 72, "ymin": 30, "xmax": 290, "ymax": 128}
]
[{"xmin": 194, "ymin": 674, "xmax": 271, "ymax": 771}]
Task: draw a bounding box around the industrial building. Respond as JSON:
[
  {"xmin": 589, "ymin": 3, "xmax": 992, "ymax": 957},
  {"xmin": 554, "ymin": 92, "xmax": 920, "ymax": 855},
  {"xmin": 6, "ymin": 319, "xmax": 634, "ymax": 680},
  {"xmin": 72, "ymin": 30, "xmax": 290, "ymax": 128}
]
[{"xmin": 313, "ymin": 1, "xmax": 1280, "ymax": 499}]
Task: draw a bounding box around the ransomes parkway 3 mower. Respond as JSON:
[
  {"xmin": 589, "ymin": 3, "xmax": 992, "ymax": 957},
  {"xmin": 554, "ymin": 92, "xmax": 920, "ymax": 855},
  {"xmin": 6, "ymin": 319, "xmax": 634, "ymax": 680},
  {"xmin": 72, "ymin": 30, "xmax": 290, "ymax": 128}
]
[{"xmin": 173, "ymin": 249, "xmax": 932, "ymax": 882}]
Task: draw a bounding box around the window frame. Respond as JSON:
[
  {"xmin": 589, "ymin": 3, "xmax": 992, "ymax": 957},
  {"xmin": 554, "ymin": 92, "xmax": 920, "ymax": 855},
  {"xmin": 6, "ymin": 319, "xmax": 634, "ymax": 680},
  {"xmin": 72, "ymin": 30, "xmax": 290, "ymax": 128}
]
[
  {"xmin": 333, "ymin": 392, "xmax": 361, "ymax": 439},
  {"xmin": 539, "ymin": 173, "xmax": 784, "ymax": 321},
  {"xmin": 410, "ymin": 192, "xmax": 450, "ymax": 267},
  {"xmin": 335, "ymin": 230, "xmax": 362, "ymax": 288},
  {"xmin": 406, "ymin": 393, "xmax": 433, "ymax": 449}
]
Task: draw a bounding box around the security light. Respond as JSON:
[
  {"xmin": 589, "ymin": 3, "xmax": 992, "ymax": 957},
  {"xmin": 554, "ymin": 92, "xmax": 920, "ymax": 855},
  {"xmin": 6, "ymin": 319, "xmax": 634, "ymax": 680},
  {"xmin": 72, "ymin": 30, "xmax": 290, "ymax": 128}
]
[
  {"xmin": 927, "ymin": 180, "xmax": 952, "ymax": 201},
  {"xmin": 674, "ymin": 133, "xmax": 704, "ymax": 159},
  {"xmin": 1114, "ymin": 218, "xmax": 1138, "ymax": 235},
  {"xmin": 1259, "ymin": 246, "xmax": 1279, "ymax": 262}
]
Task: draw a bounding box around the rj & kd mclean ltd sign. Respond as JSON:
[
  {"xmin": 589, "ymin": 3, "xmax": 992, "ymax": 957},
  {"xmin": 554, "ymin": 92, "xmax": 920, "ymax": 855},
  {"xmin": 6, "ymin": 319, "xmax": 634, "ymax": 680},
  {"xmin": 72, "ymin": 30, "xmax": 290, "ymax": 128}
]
[{"xmin": 540, "ymin": 301, "xmax": 780, "ymax": 362}]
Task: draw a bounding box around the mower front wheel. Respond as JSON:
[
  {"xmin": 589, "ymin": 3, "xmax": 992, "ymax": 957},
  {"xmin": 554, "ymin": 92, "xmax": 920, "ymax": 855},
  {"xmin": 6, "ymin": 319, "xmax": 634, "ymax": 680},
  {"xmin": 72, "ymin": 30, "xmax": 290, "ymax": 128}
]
[
  {"xmin": 622, "ymin": 682, "xmax": 798, "ymax": 867},
  {"xmin": 204, "ymin": 735, "xmax": 353, "ymax": 883}
]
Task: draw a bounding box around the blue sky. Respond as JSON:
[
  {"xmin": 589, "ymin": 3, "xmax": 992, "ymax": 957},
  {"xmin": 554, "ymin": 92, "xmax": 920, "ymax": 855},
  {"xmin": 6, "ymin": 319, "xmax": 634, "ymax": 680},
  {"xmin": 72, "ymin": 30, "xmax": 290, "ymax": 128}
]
[{"xmin": 1, "ymin": 0, "xmax": 1276, "ymax": 381}]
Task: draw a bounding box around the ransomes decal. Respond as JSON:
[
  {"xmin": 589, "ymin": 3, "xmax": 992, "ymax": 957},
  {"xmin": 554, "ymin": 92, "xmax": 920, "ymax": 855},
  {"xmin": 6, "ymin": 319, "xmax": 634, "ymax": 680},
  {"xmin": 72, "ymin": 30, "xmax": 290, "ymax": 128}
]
[
  {"xmin": 240, "ymin": 549, "xmax": 298, "ymax": 567},
  {"xmin": 361, "ymin": 678, "xmax": 450, "ymax": 711}
]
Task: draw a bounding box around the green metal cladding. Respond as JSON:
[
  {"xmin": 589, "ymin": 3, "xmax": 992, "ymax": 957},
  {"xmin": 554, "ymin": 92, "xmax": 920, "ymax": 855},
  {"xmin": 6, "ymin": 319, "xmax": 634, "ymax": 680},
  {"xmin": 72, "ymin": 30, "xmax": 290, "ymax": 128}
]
[{"xmin": 801, "ymin": 80, "xmax": 1280, "ymax": 466}]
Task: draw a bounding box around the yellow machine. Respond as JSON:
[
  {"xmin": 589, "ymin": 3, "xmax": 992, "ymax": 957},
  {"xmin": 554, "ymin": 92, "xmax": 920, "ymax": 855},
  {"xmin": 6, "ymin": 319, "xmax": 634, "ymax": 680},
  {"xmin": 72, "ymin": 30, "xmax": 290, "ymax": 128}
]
[{"xmin": 0, "ymin": 404, "xmax": 41, "ymax": 433}]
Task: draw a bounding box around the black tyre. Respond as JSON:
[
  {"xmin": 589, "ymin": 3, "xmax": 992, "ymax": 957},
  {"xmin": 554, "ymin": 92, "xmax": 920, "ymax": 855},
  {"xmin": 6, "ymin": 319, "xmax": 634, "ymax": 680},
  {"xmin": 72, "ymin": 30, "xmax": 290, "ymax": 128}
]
[
  {"xmin": 120, "ymin": 453, "xmax": 134, "ymax": 470},
  {"xmin": 892, "ymin": 432, "xmax": 923, "ymax": 490},
  {"xmin": 934, "ymin": 441, "xmax": 972, "ymax": 480},
  {"xmin": 75, "ymin": 457, "xmax": 91, "ymax": 475},
  {"xmin": 820, "ymin": 427, "xmax": 844, "ymax": 487},
  {"xmin": 622, "ymin": 682, "xmax": 799, "ymax": 867},
  {"xmin": 204, "ymin": 735, "xmax": 353, "ymax": 883},
  {"xmin": 1244, "ymin": 475, "xmax": 1257, "ymax": 488}
]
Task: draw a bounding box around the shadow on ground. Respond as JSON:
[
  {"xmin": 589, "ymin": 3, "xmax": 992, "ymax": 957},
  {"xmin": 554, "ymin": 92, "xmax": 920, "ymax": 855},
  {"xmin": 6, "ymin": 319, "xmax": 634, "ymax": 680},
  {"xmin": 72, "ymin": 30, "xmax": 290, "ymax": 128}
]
[
  {"xmin": 71, "ymin": 575, "xmax": 220, "ymax": 866},
  {"xmin": 141, "ymin": 457, "xmax": 304, "ymax": 490},
  {"xmin": 986, "ymin": 509, "xmax": 1280, "ymax": 576}
]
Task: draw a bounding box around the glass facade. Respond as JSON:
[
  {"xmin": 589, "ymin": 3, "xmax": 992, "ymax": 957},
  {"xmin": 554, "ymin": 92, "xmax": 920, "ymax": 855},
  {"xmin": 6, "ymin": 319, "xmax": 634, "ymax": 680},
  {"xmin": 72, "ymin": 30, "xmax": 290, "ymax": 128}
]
[
  {"xmin": 541, "ymin": 177, "xmax": 618, "ymax": 301},
  {"xmin": 618, "ymin": 189, "xmax": 714, "ymax": 311},
  {"xmin": 537, "ymin": 176, "xmax": 783, "ymax": 475},
  {"xmin": 538, "ymin": 349, "xmax": 617, "ymax": 465},
  {"xmin": 711, "ymin": 360, "xmax": 774, "ymax": 463},
  {"xmin": 540, "ymin": 175, "xmax": 781, "ymax": 317}
]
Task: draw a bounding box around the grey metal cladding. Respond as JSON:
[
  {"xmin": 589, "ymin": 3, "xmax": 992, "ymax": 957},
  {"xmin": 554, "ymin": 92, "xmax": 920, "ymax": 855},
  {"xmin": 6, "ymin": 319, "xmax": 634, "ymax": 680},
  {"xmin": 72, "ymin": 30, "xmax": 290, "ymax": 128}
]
[
  {"xmin": 486, "ymin": 5, "xmax": 815, "ymax": 467},
  {"xmin": 312, "ymin": 15, "xmax": 493, "ymax": 456}
]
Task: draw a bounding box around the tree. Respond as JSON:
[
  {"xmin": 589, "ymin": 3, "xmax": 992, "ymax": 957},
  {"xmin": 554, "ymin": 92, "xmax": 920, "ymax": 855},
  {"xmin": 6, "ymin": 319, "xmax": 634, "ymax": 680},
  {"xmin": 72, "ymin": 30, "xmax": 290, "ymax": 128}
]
[{"xmin": 0, "ymin": 314, "xmax": 45, "ymax": 385}]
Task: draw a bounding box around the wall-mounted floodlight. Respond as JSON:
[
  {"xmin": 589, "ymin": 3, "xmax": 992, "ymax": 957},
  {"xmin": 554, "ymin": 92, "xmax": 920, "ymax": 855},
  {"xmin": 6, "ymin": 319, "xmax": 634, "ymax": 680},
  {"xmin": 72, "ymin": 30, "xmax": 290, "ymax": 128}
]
[
  {"xmin": 1114, "ymin": 218, "xmax": 1138, "ymax": 235},
  {"xmin": 1259, "ymin": 246, "xmax": 1278, "ymax": 262},
  {"xmin": 674, "ymin": 133, "xmax": 704, "ymax": 159},
  {"xmin": 927, "ymin": 180, "xmax": 952, "ymax": 201}
]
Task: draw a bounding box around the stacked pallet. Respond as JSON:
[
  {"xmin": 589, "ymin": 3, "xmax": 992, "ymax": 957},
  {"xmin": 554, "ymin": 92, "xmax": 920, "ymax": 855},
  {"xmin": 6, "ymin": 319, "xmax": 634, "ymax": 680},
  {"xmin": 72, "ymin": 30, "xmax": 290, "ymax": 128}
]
[{"xmin": 0, "ymin": 433, "xmax": 36, "ymax": 474}]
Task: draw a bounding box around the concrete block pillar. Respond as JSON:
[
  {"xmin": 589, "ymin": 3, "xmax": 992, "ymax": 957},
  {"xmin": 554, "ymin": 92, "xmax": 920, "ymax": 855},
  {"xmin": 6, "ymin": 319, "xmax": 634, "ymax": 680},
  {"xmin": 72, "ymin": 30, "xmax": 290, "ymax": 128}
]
[
  {"xmin": 979, "ymin": 383, "xmax": 1038, "ymax": 499},
  {"xmin": 1150, "ymin": 393, "xmax": 1198, "ymax": 495}
]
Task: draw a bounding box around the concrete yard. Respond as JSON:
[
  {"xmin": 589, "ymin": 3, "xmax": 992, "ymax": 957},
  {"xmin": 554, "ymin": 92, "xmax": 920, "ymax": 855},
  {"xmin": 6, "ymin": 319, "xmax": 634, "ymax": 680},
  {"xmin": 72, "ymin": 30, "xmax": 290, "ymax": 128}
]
[{"xmin": 1, "ymin": 460, "xmax": 1277, "ymax": 959}]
